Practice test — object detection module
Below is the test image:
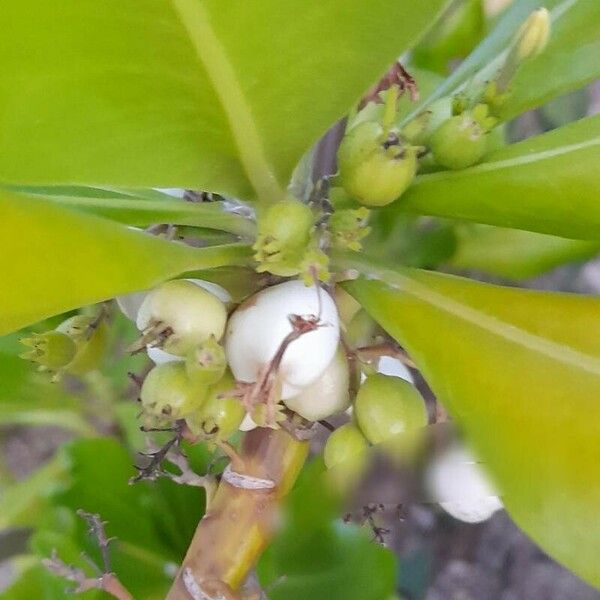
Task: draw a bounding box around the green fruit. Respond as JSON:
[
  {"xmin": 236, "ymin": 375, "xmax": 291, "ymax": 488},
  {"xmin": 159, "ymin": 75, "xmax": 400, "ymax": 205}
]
[
  {"xmin": 191, "ymin": 372, "xmax": 245, "ymax": 441},
  {"xmin": 56, "ymin": 315, "xmax": 108, "ymax": 375},
  {"xmin": 324, "ymin": 423, "xmax": 368, "ymax": 469},
  {"xmin": 402, "ymin": 97, "xmax": 453, "ymax": 145},
  {"xmin": 253, "ymin": 199, "xmax": 314, "ymax": 276},
  {"xmin": 136, "ymin": 279, "xmax": 227, "ymax": 356},
  {"xmin": 355, "ymin": 374, "xmax": 427, "ymax": 445},
  {"xmin": 141, "ymin": 362, "xmax": 206, "ymax": 421},
  {"xmin": 19, "ymin": 330, "xmax": 77, "ymax": 370},
  {"xmin": 429, "ymin": 113, "xmax": 488, "ymax": 170},
  {"xmin": 185, "ymin": 335, "xmax": 227, "ymax": 386},
  {"xmin": 337, "ymin": 121, "xmax": 418, "ymax": 207}
]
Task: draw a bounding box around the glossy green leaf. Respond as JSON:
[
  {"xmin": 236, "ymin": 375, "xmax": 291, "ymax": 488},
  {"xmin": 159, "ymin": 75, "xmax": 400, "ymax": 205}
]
[
  {"xmin": 449, "ymin": 225, "xmax": 600, "ymax": 279},
  {"xmin": 401, "ymin": 0, "xmax": 541, "ymax": 122},
  {"xmin": 37, "ymin": 438, "xmax": 210, "ymax": 598},
  {"xmin": 387, "ymin": 115, "xmax": 600, "ymax": 240},
  {"xmin": 0, "ymin": 0, "xmax": 445, "ymax": 202},
  {"xmin": 402, "ymin": 0, "xmax": 592, "ymax": 124},
  {"xmin": 412, "ymin": 0, "xmax": 485, "ymax": 75},
  {"xmin": 0, "ymin": 191, "xmax": 251, "ymax": 335},
  {"xmin": 3, "ymin": 186, "xmax": 255, "ymax": 237},
  {"xmin": 341, "ymin": 253, "xmax": 600, "ymax": 588},
  {"xmin": 499, "ymin": 0, "xmax": 600, "ymax": 121}
]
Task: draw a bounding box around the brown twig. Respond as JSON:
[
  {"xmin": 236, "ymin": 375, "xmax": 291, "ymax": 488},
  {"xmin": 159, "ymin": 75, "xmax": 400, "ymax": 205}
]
[
  {"xmin": 356, "ymin": 342, "xmax": 417, "ymax": 369},
  {"xmin": 42, "ymin": 513, "xmax": 133, "ymax": 600}
]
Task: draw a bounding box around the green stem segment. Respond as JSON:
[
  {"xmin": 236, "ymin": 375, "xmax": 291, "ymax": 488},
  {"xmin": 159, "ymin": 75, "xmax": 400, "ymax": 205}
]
[{"xmin": 166, "ymin": 428, "xmax": 309, "ymax": 599}]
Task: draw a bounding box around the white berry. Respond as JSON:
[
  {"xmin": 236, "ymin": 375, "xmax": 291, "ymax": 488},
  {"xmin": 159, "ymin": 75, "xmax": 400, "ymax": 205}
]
[
  {"xmin": 284, "ymin": 349, "xmax": 350, "ymax": 421},
  {"xmin": 426, "ymin": 444, "xmax": 503, "ymax": 523},
  {"xmin": 225, "ymin": 280, "xmax": 340, "ymax": 399}
]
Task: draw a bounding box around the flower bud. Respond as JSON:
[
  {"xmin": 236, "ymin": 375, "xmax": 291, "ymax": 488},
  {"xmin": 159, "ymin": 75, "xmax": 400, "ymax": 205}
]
[
  {"xmin": 514, "ymin": 8, "xmax": 550, "ymax": 62},
  {"xmin": 337, "ymin": 121, "xmax": 418, "ymax": 207}
]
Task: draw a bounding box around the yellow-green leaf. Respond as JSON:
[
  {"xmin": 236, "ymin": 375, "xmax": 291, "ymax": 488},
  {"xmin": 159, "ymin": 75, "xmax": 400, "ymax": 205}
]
[
  {"xmin": 340, "ymin": 252, "xmax": 600, "ymax": 588},
  {"xmin": 386, "ymin": 115, "xmax": 600, "ymax": 240},
  {"xmin": 0, "ymin": 0, "xmax": 445, "ymax": 202},
  {"xmin": 0, "ymin": 191, "xmax": 251, "ymax": 335}
]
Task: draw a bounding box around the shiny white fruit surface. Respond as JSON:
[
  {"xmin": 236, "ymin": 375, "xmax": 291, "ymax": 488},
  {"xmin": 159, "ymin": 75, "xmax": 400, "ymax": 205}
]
[
  {"xmin": 426, "ymin": 444, "xmax": 503, "ymax": 523},
  {"xmin": 284, "ymin": 349, "xmax": 350, "ymax": 421},
  {"xmin": 225, "ymin": 280, "xmax": 340, "ymax": 399}
]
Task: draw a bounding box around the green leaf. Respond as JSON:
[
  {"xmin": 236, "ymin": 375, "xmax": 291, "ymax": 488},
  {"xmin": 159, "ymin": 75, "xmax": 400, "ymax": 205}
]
[
  {"xmin": 40, "ymin": 438, "xmax": 209, "ymax": 598},
  {"xmin": 386, "ymin": 115, "xmax": 600, "ymax": 240},
  {"xmin": 401, "ymin": 0, "xmax": 541, "ymax": 121},
  {"xmin": 3, "ymin": 186, "xmax": 256, "ymax": 237},
  {"xmin": 0, "ymin": 0, "xmax": 446, "ymax": 202},
  {"xmin": 258, "ymin": 462, "xmax": 396, "ymax": 600},
  {"xmin": 402, "ymin": 0, "xmax": 593, "ymax": 124},
  {"xmin": 340, "ymin": 252, "xmax": 600, "ymax": 588},
  {"xmin": 449, "ymin": 225, "xmax": 600, "ymax": 279},
  {"xmin": 0, "ymin": 191, "xmax": 251, "ymax": 335},
  {"xmin": 499, "ymin": 0, "xmax": 600, "ymax": 121},
  {"xmin": 0, "ymin": 456, "xmax": 68, "ymax": 529}
]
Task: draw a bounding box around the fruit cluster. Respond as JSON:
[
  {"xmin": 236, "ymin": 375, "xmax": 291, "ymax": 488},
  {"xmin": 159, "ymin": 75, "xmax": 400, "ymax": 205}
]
[{"xmin": 116, "ymin": 277, "xmax": 430, "ymax": 463}]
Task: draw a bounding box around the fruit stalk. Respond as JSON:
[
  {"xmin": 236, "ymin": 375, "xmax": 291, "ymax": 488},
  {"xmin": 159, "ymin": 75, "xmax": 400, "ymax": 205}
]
[{"xmin": 166, "ymin": 427, "xmax": 309, "ymax": 599}]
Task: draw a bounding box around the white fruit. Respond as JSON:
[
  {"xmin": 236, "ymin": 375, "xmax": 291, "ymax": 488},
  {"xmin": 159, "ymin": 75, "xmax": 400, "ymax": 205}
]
[
  {"xmin": 225, "ymin": 280, "xmax": 340, "ymax": 399},
  {"xmin": 376, "ymin": 356, "xmax": 414, "ymax": 383},
  {"xmin": 136, "ymin": 279, "xmax": 228, "ymax": 356},
  {"xmin": 146, "ymin": 346, "xmax": 183, "ymax": 365},
  {"xmin": 426, "ymin": 444, "xmax": 503, "ymax": 524},
  {"xmin": 284, "ymin": 349, "xmax": 350, "ymax": 421}
]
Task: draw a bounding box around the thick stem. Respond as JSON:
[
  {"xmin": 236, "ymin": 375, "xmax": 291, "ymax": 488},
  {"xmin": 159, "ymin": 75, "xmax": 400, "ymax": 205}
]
[{"xmin": 166, "ymin": 427, "xmax": 309, "ymax": 599}]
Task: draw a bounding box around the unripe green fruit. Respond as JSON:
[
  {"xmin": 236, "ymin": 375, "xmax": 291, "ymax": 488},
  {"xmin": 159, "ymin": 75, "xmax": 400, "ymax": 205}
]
[
  {"xmin": 185, "ymin": 335, "xmax": 226, "ymax": 386},
  {"xmin": 136, "ymin": 279, "xmax": 227, "ymax": 356},
  {"xmin": 402, "ymin": 97, "xmax": 453, "ymax": 145},
  {"xmin": 19, "ymin": 330, "xmax": 77, "ymax": 370},
  {"xmin": 355, "ymin": 374, "xmax": 427, "ymax": 445},
  {"xmin": 324, "ymin": 423, "xmax": 368, "ymax": 470},
  {"xmin": 141, "ymin": 362, "xmax": 206, "ymax": 421},
  {"xmin": 253, "ymin": 199, "xmax": 314, "ymax": 276},
  {"xmin": 56, "ymin": 315, "xmax": 108, "ymax": 375},
  {"xmin": 337, "ymin": 121, "xmax": 418, "ymax": 207},
  {"xmin": 191, "ymin": 372, "xmax": 245, "ymax": 441},
  {"xmin": 429, "ymin": 113, "xmax": 488, "ymax": 170}
]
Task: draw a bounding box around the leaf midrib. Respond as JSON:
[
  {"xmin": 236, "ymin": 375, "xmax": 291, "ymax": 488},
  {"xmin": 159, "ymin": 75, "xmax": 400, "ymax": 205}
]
[
  {"xmin": 169, "ymin": 0, "xmax": 283, "ymax": 204},
  {"xmin": 338, "ymin": 252, "xmax": 600, "ymax": 377}
]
